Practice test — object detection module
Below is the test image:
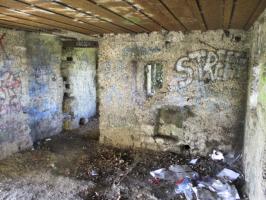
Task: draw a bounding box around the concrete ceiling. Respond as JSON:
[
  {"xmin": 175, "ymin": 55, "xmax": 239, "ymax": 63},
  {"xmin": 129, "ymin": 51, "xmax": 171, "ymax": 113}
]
[{"xmin": 0, "ymin": 0, "xmax": 265, "ymax": 35}]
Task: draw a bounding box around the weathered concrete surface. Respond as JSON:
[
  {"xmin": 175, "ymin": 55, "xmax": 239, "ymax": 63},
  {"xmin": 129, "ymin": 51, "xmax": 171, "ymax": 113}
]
[
  {"xmin": 61, "ymin": 47, "xmax": 97, "ymax": 130},
  {"xmin": 0, "ymin": 172, "xmax": 92, "ymax": 200},
  {"xmin": 0, "ymin": 29, "xmax": 32, "ymax": 160},
  {"xmin": 26, "ymin": 33, "xmax": 63, "ymax": 141},
  {"xmin": 0, "ymin": 29, "xmax": 64, "ymax": 159},
  {"xmin": 98, "ymin": 30, "xmax": 249, "ymax": 155},
  {"xmin": 244, "ymin": 10, "xmax": 266, "ymax": 200}
]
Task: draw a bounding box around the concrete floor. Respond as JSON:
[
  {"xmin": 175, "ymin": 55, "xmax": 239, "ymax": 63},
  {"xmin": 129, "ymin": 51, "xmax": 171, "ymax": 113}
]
[{"xmin": 0, "ymin": 128, "xmax": 245, "ymax": 200}]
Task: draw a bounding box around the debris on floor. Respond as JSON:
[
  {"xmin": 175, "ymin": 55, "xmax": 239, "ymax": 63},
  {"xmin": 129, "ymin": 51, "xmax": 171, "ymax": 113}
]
[
  {"xmin": 148, "ymin": 149, "xmax": 244, "ymax": 200},
  {"xmin": 210, "ymin": 150, "xmax": 225, "ymax": 161},
  {"xmin": 0, "ymin": 133, "xmax": 247, "ymax": 200}
]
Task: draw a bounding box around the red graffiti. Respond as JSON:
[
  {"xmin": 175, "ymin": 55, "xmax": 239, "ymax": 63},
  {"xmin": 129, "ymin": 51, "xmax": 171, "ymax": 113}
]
[{"xmin": 0, "ymin": 71, "xmax": 22, "ymax": 115}]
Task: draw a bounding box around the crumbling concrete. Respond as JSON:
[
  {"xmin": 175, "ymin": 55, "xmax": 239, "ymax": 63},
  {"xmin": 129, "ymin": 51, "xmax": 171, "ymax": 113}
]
[
  {"xmin": 98, "ymin": 30, "xmax": 249, "ymax": 155},
  {"xmin": 61, "ymin": 47, "xmax": 97, "ymax": 130},
  {"xmin": 0, "ymin": 29, "xmax": 64, "ymax": 159},
  {"xmin": 244, "ymin": 9, "xmax": 266, "ymax": 200}
]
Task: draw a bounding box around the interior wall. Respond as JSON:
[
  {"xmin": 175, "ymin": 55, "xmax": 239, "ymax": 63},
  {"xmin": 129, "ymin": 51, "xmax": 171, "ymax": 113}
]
[
  {"xmin": 61, "ymin": 47, "xmax": 97, "ymax": 130},
  {"xmin": 0, "ymin": 29, "xmax": 32, "ymax": 159},
  {"xmin": 26, "ymin": 33, "xmax": 63, "ymax": 141},
  {"xmin": 0, "ymin": 29, "xmax": 63, "ymax": 159},
  {"xmin": 244, "ymin": 10, "xmax": 266, "ymax": 200},
  {"xmin": 98, "ymin": 30, "xmax": 249, "ymax": 155}
]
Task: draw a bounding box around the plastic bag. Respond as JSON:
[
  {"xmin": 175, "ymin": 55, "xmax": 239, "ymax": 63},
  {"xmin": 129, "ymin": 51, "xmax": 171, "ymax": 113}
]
[{"xmin": 175, "ymin": 177, "xmax": 194, "ymax": 200}]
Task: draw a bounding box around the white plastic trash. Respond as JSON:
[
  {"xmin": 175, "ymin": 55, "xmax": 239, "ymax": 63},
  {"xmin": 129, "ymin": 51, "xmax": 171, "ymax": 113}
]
[
  {"xmin": 210, "ymin": 150, "xmax": 224, "ymax": 161},
  {"xmin": 189, "ymin": 158, "xmax": 199, "ymax": 165},
  {"xmin": 217, "ymin": 168, "xmax": 240, "ymax": 181}
]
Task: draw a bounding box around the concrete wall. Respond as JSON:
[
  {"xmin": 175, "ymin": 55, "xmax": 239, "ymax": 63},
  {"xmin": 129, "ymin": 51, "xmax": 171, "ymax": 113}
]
[
  {"xmin": 0, "ymin": 29, "xmax": 63, "ymax": 159},
  {"xmin": 244, "ymin": 10, "xmax": 266, "ymax": 200},
  {"xmin": 61, "ymin": 47, "xmax": 97, "ymax": 130},
  {"xmin": 26, "ymin": 33, "xmax": 63, "ymax": 141},
  {"xmin": 98, "ymin": 30, "xmax": 249, "ymax": 155}
]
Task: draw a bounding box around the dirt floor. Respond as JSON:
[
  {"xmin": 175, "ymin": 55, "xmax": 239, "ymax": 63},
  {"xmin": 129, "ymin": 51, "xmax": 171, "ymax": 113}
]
[{"xmin": 0, "ymin": 126, "xmax": 246, "ymax": 200}]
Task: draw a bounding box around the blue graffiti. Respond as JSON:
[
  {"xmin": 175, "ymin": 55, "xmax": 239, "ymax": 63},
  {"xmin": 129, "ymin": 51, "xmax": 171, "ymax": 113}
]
[
  {"xmin": 27, "ymin": 99, "xmax": 58, "ymax": 122},
  {"xmin": 29, "ymin": 80, "xmax": 48, "ymax": 97}
]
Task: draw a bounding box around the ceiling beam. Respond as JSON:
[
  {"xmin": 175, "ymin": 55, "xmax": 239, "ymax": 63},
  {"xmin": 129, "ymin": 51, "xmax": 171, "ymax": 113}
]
[
  {"xmin": 57, "ymin": 0, "xmax": 146, "ymax": 32},
  {"xmin": 199, "ymin": 0, "xmax": 223, "ymax": 30},
  {"xmin": 0, "ymin": 19, "xmax": 41, "ymax": 31},
  {"xmin": 7, "ymin": 0, "xmax": 110, "ymax": 33},
  {"xmin": 187, "ymin": 0, "xmax": 207, "ymax": 30},
  {"xmin": 244, "ymin": 0, "xmax": 266, "ymax": 30},
  {"xmin": 161, "ymin": 0, "xmax": 200, "ymax": 30},
  {"xmin": 0, "ymin": 0, "xmax": 263, "ymax": 34},
  {"xmin": 122, "ymin": 0, "xmax": 166, "ymax": 30},
  {"xmin": 0, "ymin": 14, "xmax": 56, "ymax": 31},
  {"xmin": 0, "ymin": 6, "xmax": 94, "ymax": 35},
  {"xmin": 223, "ymin": 0, "xmax": 235, "ymax": 29},
  {"xmin": 129, "ymin": 0, "xmax": 186, "ymax": 31},
  {"xmin": 91, "ymin": 0, "xmax": 162, "ymax": 31},
  {"xmin": 21, "ymin": 0, "xmax": 134, "ymax": 33},
  {"xmin": 230, "ymin": 0, "xmax": 261, "ymax": 29}
]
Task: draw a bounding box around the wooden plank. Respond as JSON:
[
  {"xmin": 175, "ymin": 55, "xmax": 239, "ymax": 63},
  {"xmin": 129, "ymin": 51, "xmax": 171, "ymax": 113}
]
[
  {"xmin": 0, "ymin": 14, "xmax": 56, "ymax": 31},
  {"xmin": 0, "ymin": 6, "xmax": 94, "ymax": 35},
  {"xmin": 230, "ymin": 0, "xmax": 261, "ymax": 29},
  {"xmin": 0, "ymin": 23, "xmax": 35, "ymax": 31},
  {"xmin": 244, "ymin": 0, "xmax": 266, "ymax": 30},
  {"xmin": 0, "ymin": 0, "xmax": 109, "ymax": 34},
  {"xmin": 92, "ymin": 0, "xmax": 162, "ymax": 31},
  {"xmin": 0, "ymin": 19, "xmax": 41, "ymax": 31},
  {"xmin": 198, "ymin": 0, "xmax": 223, "ymax": 30},
  {"xmin": 47, "ymin": 0, "xmax": 147, "ymax": 33},
  {"xmin": 63, "ymin": 40, "xmax": 98, "ymax": 48},
  {"xmin": 162, "ymin": 0, "xmax": 201, "ymax": 30},
  {"xmin": 129, "ymin": 0, "xmax": 186, "ymax": 31},
  {"xmin": 187, "ymin": 0, "xmax": 207, "ymax": 30},
  {"xmin": 0, "ymin": 23, "xmax": 29, "ymax": 31},
  {"xmin": 21, "ymin": 0, "xmax": 132, "ymax": 33},
  {"xmin": 223, "ymin": 0, "xmax": 234, "ymax": 29}
]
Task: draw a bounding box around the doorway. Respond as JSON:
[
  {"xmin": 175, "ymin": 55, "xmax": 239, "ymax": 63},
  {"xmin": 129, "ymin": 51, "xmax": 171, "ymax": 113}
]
[{"xmin": 60, "ymin": 41, "xmax": 98, "ymax": 131}]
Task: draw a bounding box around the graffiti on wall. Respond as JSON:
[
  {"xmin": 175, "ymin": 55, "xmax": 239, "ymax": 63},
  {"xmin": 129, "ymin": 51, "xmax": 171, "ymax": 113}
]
[
  {"xmin": 174, "ymin": 49, "xmax": 248, "ymax": 89},
  {"xmin": 0, "ymin": 70, "xmax": 22, "ymax": 115},
  {"xmin": 0, "ymin": 119, "xmax": 26, "ymax": 143},
  {"xmin": 28, "ymin": 98, "xmax": 59, "ymax": 121},
  {"xmin": 29, "ymin": 67, "xmax": 54, "ymax": 97},
  {"xmin": 29, "ymin": 66, "xmax": 59, "ymax": 124}
]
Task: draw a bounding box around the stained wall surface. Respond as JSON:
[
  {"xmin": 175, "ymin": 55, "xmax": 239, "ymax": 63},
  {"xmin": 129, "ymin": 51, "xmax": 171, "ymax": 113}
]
[
  {"xmin": 244, "ymin": 10, "xmax": 266, "ymax": 200},
  {"xmin": 98, "ymin": 30, "xmax": 249, "ymax": 155},
  {"xmin": 0, "ymin": 29, "xmax": 63, "ymax": 159},
  {"xmin": 61, "ymin": 47, "xmax": 97, "ymax": 130},
  {"xmin": 26, "ymin": 33, "xmax": 63, "ymax": 141}
]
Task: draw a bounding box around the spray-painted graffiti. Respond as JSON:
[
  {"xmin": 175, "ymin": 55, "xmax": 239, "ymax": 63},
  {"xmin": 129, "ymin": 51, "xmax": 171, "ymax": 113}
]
[
  {"xmin": 0, "ymin": 119, "xmax": 26, "ymax": 143},
  {"xmin": 28, "ymin": 65, "xmax": 60, "ymax": 134},
  {"xmin": 0, "ymin": 71, "xmax": 22, "ymax": 115},
  {"xmin": 174, "ymin": 49, "xmax": 248, "ymax": 89},
  {"xmin": 29, "ymin": 66, "xmax": 55, "ymax": 97},
  {"xmin": 28, "ymin": 98, "xmax": 59, "ymax": 121}
]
